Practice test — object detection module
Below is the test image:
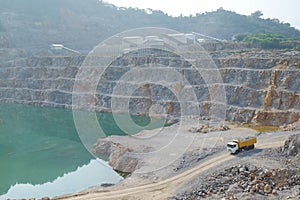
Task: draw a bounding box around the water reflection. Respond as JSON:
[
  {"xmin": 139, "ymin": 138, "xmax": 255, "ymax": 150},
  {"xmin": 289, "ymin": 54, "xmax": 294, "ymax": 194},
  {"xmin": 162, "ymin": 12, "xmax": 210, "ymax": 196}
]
[
  {"xmin": 0, "ymin": 103, "xmax": 162, "ymax": 198},
  {"xmin": 0, "ymin": 103, "xmax": 123, "ymax": 198},
  {"xmin": 0, "ymin": 159, "xmax": 122, "ymax": 199}
]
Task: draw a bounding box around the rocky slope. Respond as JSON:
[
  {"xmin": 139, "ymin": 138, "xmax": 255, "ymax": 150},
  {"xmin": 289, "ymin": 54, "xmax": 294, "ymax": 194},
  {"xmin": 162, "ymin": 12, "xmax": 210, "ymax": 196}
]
[
  {"xmin": 173, "ymin": 134, "xmax": 300, "ymax": 200},
  {"xmin": 0, "ymin": 48, "xmax": 299, "ymax": 126}
]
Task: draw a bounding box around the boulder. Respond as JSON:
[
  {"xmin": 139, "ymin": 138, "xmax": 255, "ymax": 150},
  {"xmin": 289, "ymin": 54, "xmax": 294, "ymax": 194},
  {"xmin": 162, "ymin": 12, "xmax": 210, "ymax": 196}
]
[
  {"xmin": 281, "ymin": 134, "xmax": 300, "ymax": 156},
  {"xmin": 108, "ymin": 143, "xmax": 139, "ymax": 173},
  {"xmin": 93, "ymin": 139, "xmax": 140, "ymax": 173},
  {"xmin": 92, "ymin": 140, "xmax": 113, "ymax": 158},
  {"xmin": 263, "ymin": 184, "xmax": 272, "ymax": 194}
]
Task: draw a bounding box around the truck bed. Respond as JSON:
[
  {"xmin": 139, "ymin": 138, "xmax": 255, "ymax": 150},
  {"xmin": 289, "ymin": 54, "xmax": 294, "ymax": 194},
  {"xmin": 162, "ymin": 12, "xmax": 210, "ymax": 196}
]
[{"xmin": 233, "ymin": 137, "xmax": 257, "ymax": 148}]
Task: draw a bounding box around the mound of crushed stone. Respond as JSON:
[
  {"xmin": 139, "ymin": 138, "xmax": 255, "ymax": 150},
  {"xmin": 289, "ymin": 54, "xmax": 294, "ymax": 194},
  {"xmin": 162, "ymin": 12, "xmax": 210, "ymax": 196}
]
[
  {"xmin": 173, "ymin": 164, "xmax": 300, "ymax": 200},
  {"xmin": 280, "ymin": 134, "xmax": 300, "ymax": 156},
  {"xmin": 173, "ymin": 134, "xmax": 300, "ymax": 200}
]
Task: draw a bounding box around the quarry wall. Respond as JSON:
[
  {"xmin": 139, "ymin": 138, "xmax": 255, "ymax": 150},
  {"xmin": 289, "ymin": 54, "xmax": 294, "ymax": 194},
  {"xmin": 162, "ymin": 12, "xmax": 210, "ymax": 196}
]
[{"xmin": 0, "ymin": 49, "xmax": 299, "ymax": 126}]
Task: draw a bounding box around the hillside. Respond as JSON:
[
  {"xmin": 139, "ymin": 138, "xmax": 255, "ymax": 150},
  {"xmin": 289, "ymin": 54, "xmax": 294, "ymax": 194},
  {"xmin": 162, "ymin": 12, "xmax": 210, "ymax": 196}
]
[
  {"xmin": 178, "ymin": 9, "xmax": 300, "ymax": 39},
  {"xmin": 0, "ymin": 0, "xmax": 299, "ymax": 51}
]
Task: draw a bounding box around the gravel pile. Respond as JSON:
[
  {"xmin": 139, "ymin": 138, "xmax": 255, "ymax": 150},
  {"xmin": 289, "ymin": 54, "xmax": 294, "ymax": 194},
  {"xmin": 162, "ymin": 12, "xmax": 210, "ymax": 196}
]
[
  {"xmin": 174, "ymin": 164, "xmax": 300, "ymax": 200},
  {"xmin": 174, "ymin": 134, "xmax": 300, "ymax": 200},
  {"xmin": 280, "ymin": 134, "xmax": 300, "ymax": 156},
  {"xmin": 280, "ymin": 120, "xmax": 300, "ymax": 132},
  {"xmin": 188, "ymin": 124, "xmax": 230, "ymax": 133}
]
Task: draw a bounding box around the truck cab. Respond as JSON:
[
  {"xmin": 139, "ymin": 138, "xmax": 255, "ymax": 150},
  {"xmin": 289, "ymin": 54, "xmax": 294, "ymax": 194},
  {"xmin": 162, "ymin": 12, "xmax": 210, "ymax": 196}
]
[{"xmin": 227, "ymin": 142, "xmax": 239, "ymax": 154}]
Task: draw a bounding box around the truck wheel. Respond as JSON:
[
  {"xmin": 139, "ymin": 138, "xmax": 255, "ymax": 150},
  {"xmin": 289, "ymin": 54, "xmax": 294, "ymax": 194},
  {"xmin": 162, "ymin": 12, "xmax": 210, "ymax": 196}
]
[{"xmin": 249, "ymin": 144, "xmax": 254, "ymax": 149}]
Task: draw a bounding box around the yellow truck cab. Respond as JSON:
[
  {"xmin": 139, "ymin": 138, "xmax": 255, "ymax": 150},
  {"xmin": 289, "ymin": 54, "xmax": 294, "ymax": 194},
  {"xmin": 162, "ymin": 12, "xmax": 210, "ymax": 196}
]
[{"xmin": 227, "ymin": 137, "xmax": 257, "ymax": 154}]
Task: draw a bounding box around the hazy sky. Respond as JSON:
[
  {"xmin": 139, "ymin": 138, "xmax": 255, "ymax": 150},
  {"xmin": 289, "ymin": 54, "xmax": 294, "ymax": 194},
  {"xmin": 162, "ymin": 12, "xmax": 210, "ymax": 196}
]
[{"xmin": 104, "ymin": 0, "xmax": 300, "ymax": 30}]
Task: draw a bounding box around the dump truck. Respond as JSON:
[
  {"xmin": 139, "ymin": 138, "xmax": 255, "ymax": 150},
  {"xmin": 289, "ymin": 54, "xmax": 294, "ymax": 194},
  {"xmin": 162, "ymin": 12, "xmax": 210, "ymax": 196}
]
[{"xmin": 227, "ymin": 137, "xmax": 257, "ymax": 154}]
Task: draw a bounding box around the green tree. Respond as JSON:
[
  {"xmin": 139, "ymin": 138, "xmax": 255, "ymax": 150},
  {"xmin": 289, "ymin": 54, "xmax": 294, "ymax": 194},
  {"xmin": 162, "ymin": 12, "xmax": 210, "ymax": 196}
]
[
  {"xmin": 1, "ymin": 0, "xmax": 300, "ymax": 49},
  {"xmin": 233, "ymin": 34, "xmax": 248, "ymax": 41},
  {"xmin": 235, "ymin": 33, "xmax": 300, "ymax": 49},
  {"xmin": 251, "ymin": 11, "xmax": 263, "ymax": 18}
]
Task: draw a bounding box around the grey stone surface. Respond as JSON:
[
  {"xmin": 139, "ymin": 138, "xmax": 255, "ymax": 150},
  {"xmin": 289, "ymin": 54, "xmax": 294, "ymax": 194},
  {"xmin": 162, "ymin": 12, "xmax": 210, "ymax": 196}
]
[{"xmin": 0, "ymin": 49, "xmax": 299, "ymax": 125}]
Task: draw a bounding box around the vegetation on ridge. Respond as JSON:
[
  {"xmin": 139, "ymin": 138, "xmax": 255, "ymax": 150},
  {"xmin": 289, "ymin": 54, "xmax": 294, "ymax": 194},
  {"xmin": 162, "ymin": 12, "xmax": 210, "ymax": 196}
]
[
  {"xmin": 234, "ymin": 33, "xmax": 300, "ymax": 50},
  {"xmin": 0, "ymin": 0, "xmax": 300, "ymax": 50},
  {"xmin": 178, "ymin": 8, "xmax": 300, "ymax": 39}
]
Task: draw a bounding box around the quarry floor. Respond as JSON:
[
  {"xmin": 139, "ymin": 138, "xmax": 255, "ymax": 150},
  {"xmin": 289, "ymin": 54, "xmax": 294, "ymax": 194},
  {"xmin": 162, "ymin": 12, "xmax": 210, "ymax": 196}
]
[{"xmin": 53, "ymin": 118, "xmax": 300, "ymax": 200}]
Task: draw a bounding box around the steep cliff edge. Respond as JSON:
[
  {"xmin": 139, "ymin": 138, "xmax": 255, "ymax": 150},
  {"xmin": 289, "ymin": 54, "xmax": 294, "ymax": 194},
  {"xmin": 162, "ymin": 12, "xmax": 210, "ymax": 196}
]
[{"xmin": 0, "ymin": 49, "xmax": 299, "ymax": 126}]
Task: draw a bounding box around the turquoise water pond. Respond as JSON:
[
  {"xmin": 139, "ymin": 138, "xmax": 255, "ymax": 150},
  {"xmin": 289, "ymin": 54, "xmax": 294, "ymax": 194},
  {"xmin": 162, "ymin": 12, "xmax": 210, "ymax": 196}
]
[{"xmin": 0, "ymin": 103, "xmax": 162, "ymax": 199}]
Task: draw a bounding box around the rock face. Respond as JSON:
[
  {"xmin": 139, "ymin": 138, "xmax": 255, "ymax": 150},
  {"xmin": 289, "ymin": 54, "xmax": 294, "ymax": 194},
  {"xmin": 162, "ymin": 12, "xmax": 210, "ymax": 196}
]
[
  {"xmin": 0, "ymin": 55, "xmax": 84, "ymax": 108},
  {"xmin": 0, "ymin": 49, "xmax": 299, "ymax": 126},
  {"xmin": 93, "ymin": 139, "xmax": 139, "ymax": 173}
]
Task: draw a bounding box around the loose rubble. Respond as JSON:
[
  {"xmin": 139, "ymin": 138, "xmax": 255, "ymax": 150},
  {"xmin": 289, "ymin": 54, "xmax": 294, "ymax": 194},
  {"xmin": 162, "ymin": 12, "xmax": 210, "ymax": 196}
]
[
  {"xmin": 280, "ymin": 134, "xmax": 300, "ymax": 156},
  {"xmin": 173, "ymin": 134, "xmax": 300, "ymax": 200},
  {"xmin": 174, "ymin": 164, "xmax": 300, "ymax": 200},
  {"xmin": 188, "ymin": 124, "xmax": 230, "ymax": 133},
  {"xmin": 280, "ymin": 120, "xmax": 300, "ymax": 132}
]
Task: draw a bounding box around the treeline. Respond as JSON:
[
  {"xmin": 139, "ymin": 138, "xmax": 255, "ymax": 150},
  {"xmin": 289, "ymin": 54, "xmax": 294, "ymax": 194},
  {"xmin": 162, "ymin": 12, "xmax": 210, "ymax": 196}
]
[
  {"xmin": 234, "ymin": 34, "xmax": 300, "ymax": 50},
  {"xmin": 0, "ymin": 0, "xmax": 300, "ymax": 50},
  {"xmin": 1, "ymin": 0, "xmax": 299, "ymax": 39},
  {"xmin": 175, "ymin": 8, "xmax": 300, "ymax": 40}
]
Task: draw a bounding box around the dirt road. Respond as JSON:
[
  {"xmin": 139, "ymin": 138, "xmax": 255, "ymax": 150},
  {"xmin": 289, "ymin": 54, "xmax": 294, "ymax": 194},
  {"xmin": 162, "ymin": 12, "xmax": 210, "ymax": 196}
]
[{"xmin": 54, "ymin": 134, "xmax": 287, "ymax": 200}]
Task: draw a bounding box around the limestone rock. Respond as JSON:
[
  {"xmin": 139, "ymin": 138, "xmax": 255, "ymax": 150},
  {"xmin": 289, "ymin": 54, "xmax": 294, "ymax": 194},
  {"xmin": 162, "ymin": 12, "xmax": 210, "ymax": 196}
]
[
  {"xmin": 264, "ymin": 184, "xmax": 272, "ymax": 194},
  {"xmin": 0, "ymin": 50, "xmax": 299, "ymax": 126},
  {"xmin": 92, "ymin": 140, "xmax": 113, "ymax": 158},
  {"xmin": 227, "ymin": 183, "xmax": 243, "ymax": 195},
  {"xmin": 108, "ymin": 143, "xmax": 138, "ymax": 173},
  {"xmin": 93, "ymin": 139, "xmax": 139, "ymax": 173},
  {"xmin": 175, "ymin": 160, "xmax": 300, "ymax": 199},
  {"xmin": 281, "ymin": 134, "xmax": 300, "ymax": 156},
  {"xmin": 188, "ymin": 123, "xmax": 230, "ymax": 133}
]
